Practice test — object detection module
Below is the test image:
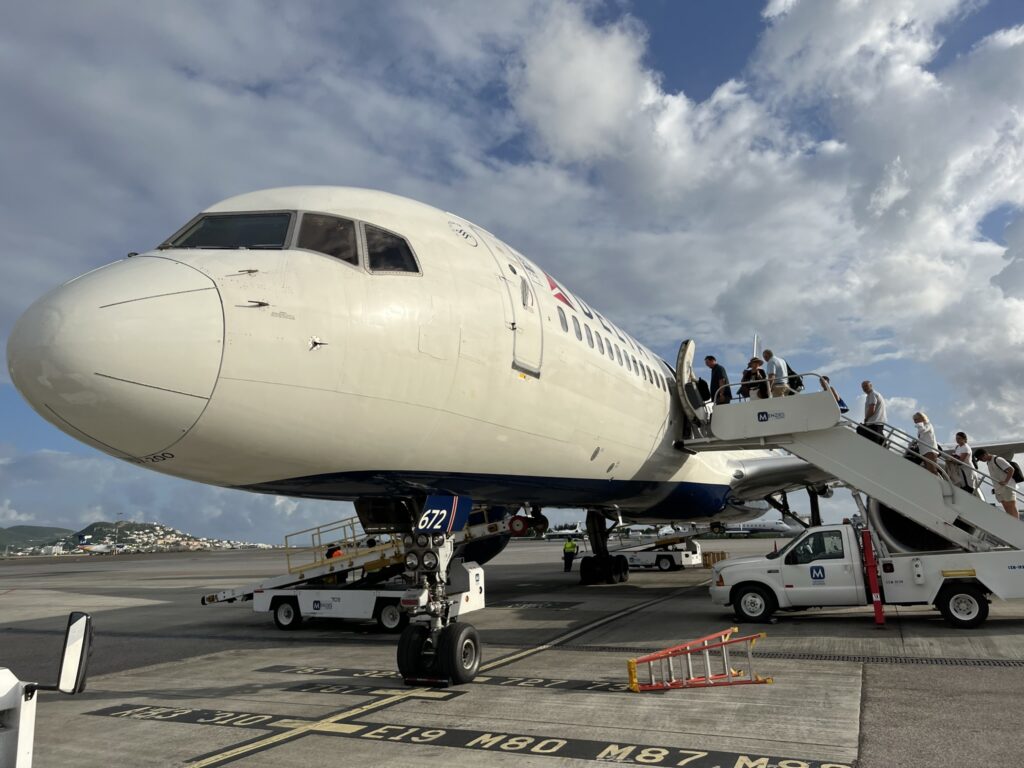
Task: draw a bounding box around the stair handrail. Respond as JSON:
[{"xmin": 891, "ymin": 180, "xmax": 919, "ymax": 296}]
[{"xmin": 837, "ymin": 417, "xmax": 1024, "ymax": 510}]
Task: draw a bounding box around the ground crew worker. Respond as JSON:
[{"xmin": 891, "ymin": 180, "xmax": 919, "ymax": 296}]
[{"xmin": 563, "ymin": 538, "xmax": 579, "ymax": 572}]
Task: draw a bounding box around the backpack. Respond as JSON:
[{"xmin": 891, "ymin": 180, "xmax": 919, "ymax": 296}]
[
  {"xmin": 784, "ymin": 362, "xmax": 804, "ymax": 392},
  {"xmin": 1011, "ymin": 460, "xmax": 1024, "ymax": 483}
]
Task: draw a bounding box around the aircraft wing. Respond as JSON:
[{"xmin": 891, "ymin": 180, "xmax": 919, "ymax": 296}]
[{"xmin": 727, "ymin": 454, "xmax": 834, "ymax": 502}]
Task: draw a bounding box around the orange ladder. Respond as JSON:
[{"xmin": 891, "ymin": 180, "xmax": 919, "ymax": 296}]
[{"xmin": 627, "ymin": 627, "xmax": 773, "ymax": 692}]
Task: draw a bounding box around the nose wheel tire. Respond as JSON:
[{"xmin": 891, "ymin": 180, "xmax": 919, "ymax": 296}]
[
  {"xmin": 733, "ymin": 584, "xmax": 776, "ymax": 623},
  {"xmin": 438, "ymin": 623, "xmax": 481, "ymax": 684},
  {"xmin": 397, "ymin": 624, "xmax": 436, "ymax": 679},
  {"xmin": 937, "ymin": 584, "xmax": 989, "ymax": 629},
  {"xmin": 272, "ymin": 598, "xmax": 302, "ymax": 630}
]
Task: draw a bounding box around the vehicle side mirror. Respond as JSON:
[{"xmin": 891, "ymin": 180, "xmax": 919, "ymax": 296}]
[
  {"xmin": 55, "ymin": 612, "xmax": 93, "ymax": 694},
  {"xmin": 784, "ymin": 552, "xmax": 796, "ymax": 566}
]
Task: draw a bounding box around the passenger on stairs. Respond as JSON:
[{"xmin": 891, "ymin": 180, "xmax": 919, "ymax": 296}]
[
  {"xmin": 974, "ymin": 448, "xmax": 1019, "ymax": 519},
  {"xmin": 704, "ymin": 355, "xmax": 732, "ymax": 405},
  {"xmin": 857, "ymin": 381, "xmax": 887, "ymax": 446},
  {"xmin": 763, "ymin": 350, "xmax": 792, "ymax": 397},
  {"xmin": 820, "ymin": 376, "xmax": 850, "ymax": 413},
  {"xmin": 950, "ymin": 432, "xmax": 980, "ymax": 495},
  {"xmin": 912, "ymin": 412, "xmax": 939, "ymax": 474},
  {"xmin": 738, "ymin": 358, "xmax": 768, "ymax": 400}
]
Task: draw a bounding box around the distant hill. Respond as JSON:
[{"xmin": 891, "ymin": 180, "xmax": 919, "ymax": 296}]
[{"xmin": 0, "ymin": 525, "xmax": 74, "ymax": 548}]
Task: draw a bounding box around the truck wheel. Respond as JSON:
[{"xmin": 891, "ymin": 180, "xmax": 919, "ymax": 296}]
[
  {"xmin": 397, "ymin": 624, "xmax": 433, "ymax": 679},
  {"xmin": 656, "ymin": 556, "xmax": 674, "ymax": 572},
  {"xmin": 438, "ymin": 623, "xmax": 481, "ymax": 684},
  {"xmin": 375, "ymin": 600, "xmax": 408, "ymax": 633},
  {"xmin": 733, "ymin": 584, "xmax": 775, "ymax": 622},
  {"xmin": 615, "ymin": 555, "xmax": 630, "ymax": 582},
  {"xmin": 937, "ymin": 584, "xmax": 989, "ymax": 629},
  {"xmin": 272, "ymin": 598, "xmax": 302, "ymax": 631}
]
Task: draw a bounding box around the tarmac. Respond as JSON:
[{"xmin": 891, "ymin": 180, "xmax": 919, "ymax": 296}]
[{"xmin": 2, "ymin": 538, "xmax": 1023, "ymax": 768}]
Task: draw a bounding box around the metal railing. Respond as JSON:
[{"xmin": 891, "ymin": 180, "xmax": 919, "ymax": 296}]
[
  {"xmin": 283, "ymin": 516, "xmax": 402, "ymax": 575},
  {"xmin": 837, "ymin": 417, "xmax": 1024, "ymax": 510}
]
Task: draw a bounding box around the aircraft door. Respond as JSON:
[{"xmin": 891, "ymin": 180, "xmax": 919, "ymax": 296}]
[
  {"xmin": 675, "ymin": 339, "xmax": 709, "ymax": 426},
  {"xmin": 469, "ymin": 226, "xmax": 543, "ymax": 376},
  {"xmin": 507, "ymin": 250, "xmax": 544, "ymax": 375}
]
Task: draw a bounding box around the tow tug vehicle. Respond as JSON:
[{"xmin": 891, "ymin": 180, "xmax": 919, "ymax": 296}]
[{"xmin": 616, "ymin": 535, "xmax": 703, "ymax": 571}]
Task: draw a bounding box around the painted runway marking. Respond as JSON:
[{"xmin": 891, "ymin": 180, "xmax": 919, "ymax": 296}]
[
  {"xmin": 88, "ymin": 701, "xmax": 851, "ymax": 767},
  {"xmin": 489, "ymin": 599, "xmax": 582, "ymax": 609},
  {"xmin": 480, "ymin": 586, "xmax": 693, "ymax": 672},
  {"xmin": 263, "ymin": 666, "xmax": 634, "ymax": 695}
]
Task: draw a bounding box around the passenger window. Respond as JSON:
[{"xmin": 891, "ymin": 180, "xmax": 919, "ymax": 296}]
[
  {"xmin": 297, "ymin": 213, "xmax": 358, "ymax": 265},
  {"xmin": 572, "ymin": 316, "xmax": 582, "ymax": 341},
  {"xmin": 585, "ymin": 325, "xmax": 594, "ymax": 348},
  {"xmin": 646, "ymin": 365, "xmax": 653, "ymax": 383},
  {"xmin": 631, "ymin": 356, "xmax": 638, "ymax": 375},
  {"xmin": 365, "ymin": 224, "xmax": 419, "ymax": 273},
  {"xmin": 615, "ymin": 346, "xmax": 623, "ymax": 365},
  {"xmin": 595, "ymin": 333, "xmax": 605, "ymax": 355},
  {"xmin": 558, "ymin": 306, "xmax": 568, "ymax": 332}
]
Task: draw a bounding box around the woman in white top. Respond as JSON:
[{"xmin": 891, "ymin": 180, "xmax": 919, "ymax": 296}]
[
  {"xmin": 950, "ymin": 431, "xmax": 979, "ymax": 495},
  {"xmin": 913, "ymin": 412, "xmax": 938, "ymax": 475}
]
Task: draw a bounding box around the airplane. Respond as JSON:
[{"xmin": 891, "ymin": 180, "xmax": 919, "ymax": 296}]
[
  {"xmin": 720, "ymin": 513, "xmax": 804, "ymax": 537},
  {"xmin": 7, "ymin": 186, "xmax": 836, "ymax": 676},
  {"xmin": 545, "ymin": 523, "xmax": 586, "ymax": 540},
  {"xmin": 77, "ymin": 535, "xmax": 112, "ymax": 554}
]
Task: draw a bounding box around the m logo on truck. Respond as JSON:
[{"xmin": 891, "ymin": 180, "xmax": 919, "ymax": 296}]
[{"xmin": 810, "ymin": 566, "xmax": 825, "ymax": 581}]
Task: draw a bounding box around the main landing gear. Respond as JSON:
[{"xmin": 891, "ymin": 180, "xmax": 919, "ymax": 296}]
[{"xmin": 578, "ymin": 509, "xmax": 629, "ymax": 585}]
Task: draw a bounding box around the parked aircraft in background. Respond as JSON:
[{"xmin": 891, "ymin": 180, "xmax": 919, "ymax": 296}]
[
  {"xmin": 546, "ymin": 523, "xmax": 586, "ymax": 540},
  {"xmin": 7, "ymin": 186, "xmax": 832, "ymax": 585},
  {"xmin": 721, "ymin": 514, "xmax": 804, "ymax": 537}
]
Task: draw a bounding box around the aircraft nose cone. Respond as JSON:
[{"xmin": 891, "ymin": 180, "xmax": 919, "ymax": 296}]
[{"xmin": 7, "ymin": 256, "xmax": 223, "ymax": 458}]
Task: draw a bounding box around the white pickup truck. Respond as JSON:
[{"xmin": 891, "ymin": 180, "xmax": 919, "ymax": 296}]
[
  {"xmin": 710, "ymin": 523, "xmax": 1024, "ymax": 628},
  {"xmin": 619, "ymin": 537, "xmax": 703, "ymax": 571}
]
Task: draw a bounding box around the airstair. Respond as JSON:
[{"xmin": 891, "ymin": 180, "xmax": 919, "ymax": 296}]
[{"xmin": 685, "ymin": 384, "xmax": 1024, "ymax": 554}]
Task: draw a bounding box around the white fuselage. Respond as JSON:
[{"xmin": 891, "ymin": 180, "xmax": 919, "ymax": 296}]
[{"xmin": 7, "ymin": 186, "xmax": 774, "ymax": 522}]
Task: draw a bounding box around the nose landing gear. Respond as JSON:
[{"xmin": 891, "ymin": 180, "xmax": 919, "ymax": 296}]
[{"xmin": 396, "ymin": 496, "xmax": 486, "ymax": 686}]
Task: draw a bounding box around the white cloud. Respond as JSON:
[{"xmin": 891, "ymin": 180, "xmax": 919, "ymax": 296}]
[{"xmin": 0, "ymin": 499, "xmax": 33, "ymax": 524}]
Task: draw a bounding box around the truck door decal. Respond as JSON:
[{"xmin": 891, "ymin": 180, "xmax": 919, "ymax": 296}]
[{"xmin": 810, "ymin": 565, "xmax": 825, "ymax": 581}]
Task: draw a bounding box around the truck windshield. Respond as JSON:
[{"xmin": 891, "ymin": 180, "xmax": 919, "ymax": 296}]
[
  {"xmin": 765, "ymin": 535, "xmax": 801, "ymax": 560},
  {"xmin": 163, "ymin": 212, "xmax": 292, "ymax": 250}
]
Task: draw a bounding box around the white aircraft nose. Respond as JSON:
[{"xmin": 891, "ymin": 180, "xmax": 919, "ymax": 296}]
[{"xmin": 7, "ymin": 256, "xmax": 223, "ymax": 458}]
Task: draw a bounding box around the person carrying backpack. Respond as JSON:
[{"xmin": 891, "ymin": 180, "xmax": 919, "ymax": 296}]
[{"xmin": 974, "ymin": 448, "xmax": 1020, "ymax": 519}]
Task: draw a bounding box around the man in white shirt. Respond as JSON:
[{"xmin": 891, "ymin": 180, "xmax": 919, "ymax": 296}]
[
  {"xmin": 975, "ymin": 448, "xmax": 1019, "ymax": 519},
  {"xmin": 762, "ymin": 349, "xmax": 791, "ymax": 397},
  {"xmin": 858, "ymin": 381, "xmax": 887, "ymax": 445}
]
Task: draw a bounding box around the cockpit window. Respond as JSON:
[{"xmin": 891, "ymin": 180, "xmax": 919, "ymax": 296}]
[
  {"xmin": 298, "ymin": 213, "xmax": 359, "ymax": 265},
  {"xmin": 365, "ymin": 224, "xmax": 419, "ymax": 273},
  {"xmin": 166, "ymin": 212, "xmax": 292, "ymax": 250}
]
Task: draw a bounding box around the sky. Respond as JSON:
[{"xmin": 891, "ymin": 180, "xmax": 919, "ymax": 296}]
[{"xmin": 1, "ymin": 0, "xmax": 1023, "ymax": 542}]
